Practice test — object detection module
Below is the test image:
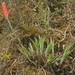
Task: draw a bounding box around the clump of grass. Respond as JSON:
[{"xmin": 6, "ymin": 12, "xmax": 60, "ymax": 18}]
[
  {"xmin": 60, "ymin": 43, "xmax": 74, "ymax": 64},
  {"xmin": 18, "ymin": 36, "xmax": 55, "ymax": 66},
  {"xmin": 18, "ymin": 36, "xmax": 74, "ymax": 67}
]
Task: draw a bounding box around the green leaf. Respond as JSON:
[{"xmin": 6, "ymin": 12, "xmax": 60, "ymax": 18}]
[
  {"xmin": 60, "ymin": 43, "xmax": 74, "ymax": 64},
  {"xmin": 47, "ymin": 54, "xmax": 53, "ymax": 63},
  {"xmin": 45, "ymin": 42, "xmax": 52, "ymax": 57},
  {"xmin": 29, "ymin": 43, "xmax": 34, "ymax": 53},
  {"xmin": 19, "ymin": 47, "xmax": 29, "ymax": 59},
  {"xmin": 39, "ymin": 36, "xmax": 45, "ymax": 54},
  {"xmin": 51, "ymin": 39, "xmax": 54, "ymax": 58},
  {"xmin": 54, "ymin": 7, "xmax": 60, "ymax": 13},
  {"xmin": 31, "ymin": 37, "xmax": 39, "ymax": 54},
  {"xmin": 63, "ymin": 43, "xmax": 73, "ymax": 58}
]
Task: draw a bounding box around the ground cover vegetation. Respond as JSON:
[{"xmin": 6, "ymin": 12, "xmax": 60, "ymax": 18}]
[{"xmin": 0, "ymin": 0, "xmax": 75, "ymax": 75}]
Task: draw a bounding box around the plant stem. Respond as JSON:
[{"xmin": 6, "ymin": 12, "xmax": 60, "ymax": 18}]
[
  {"xmin": 6, "ymin": 18, "xmax": 13, "ymax": 31},
  {"xmin": 6, "ymin": 18, "xmax": 20, "ymax": 43}
]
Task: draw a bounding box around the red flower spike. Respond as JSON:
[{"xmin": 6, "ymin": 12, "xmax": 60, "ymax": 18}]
[{"xmin": 1, "ymin": 2, "xmax": 10, "ymax": 19}]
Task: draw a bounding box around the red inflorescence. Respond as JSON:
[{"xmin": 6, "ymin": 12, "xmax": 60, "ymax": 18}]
[{"xmin": 1, "ymin": 2, "xmax": 10, "ymax": 18}]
